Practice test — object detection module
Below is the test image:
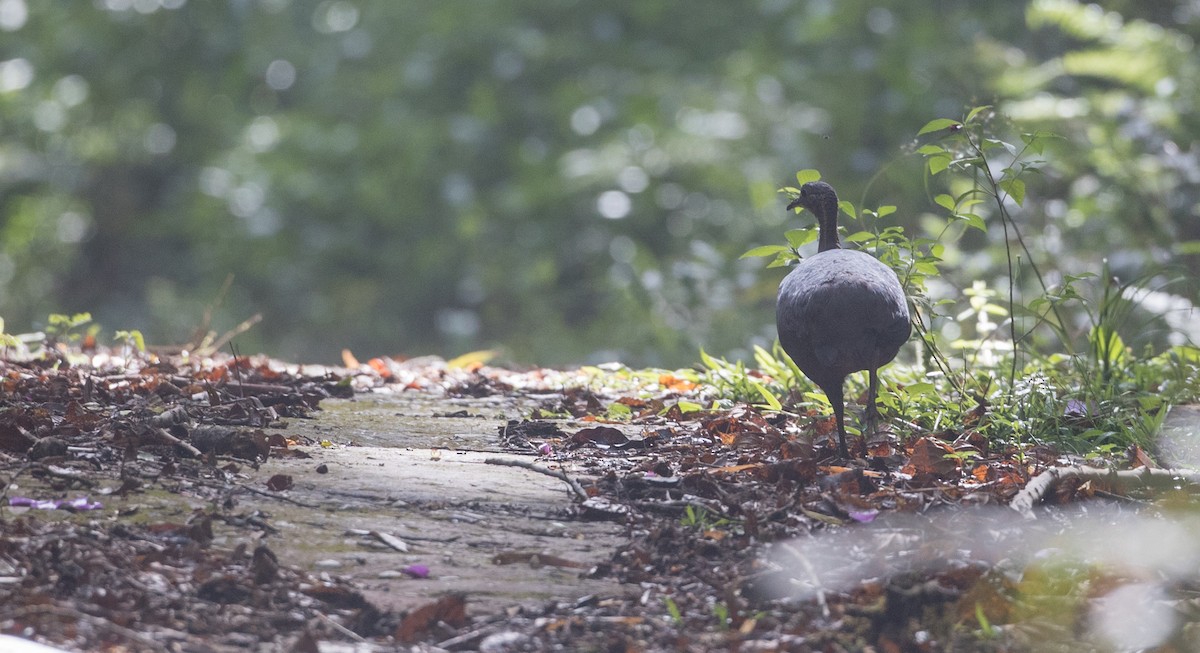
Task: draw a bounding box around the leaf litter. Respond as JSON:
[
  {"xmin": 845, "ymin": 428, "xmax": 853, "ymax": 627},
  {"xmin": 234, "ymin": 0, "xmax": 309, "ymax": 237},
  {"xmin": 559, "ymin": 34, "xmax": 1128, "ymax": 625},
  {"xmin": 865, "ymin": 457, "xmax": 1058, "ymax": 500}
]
[{"xmin": 1, "ymin": 348, "xmax": 1199, "ymax": 651}]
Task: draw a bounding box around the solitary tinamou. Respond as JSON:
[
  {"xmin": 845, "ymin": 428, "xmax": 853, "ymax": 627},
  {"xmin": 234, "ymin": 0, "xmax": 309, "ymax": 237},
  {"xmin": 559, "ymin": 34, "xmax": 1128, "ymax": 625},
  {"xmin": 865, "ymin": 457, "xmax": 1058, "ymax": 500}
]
[{"xmin": 775, "ymin": 181, "xmax": 910, "ymax": 458}]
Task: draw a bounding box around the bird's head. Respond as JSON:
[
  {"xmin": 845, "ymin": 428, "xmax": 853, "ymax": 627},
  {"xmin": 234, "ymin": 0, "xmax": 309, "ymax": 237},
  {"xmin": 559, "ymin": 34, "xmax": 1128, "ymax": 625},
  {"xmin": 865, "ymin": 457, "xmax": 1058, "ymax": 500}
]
[{"xmin": 785, "ymin": 181, "xmax": 838, "ymax": 216}]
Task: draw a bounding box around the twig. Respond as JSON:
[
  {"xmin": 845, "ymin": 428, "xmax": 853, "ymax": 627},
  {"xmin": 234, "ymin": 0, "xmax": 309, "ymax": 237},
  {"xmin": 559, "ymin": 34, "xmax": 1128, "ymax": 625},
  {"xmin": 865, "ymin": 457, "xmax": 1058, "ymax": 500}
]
[
  {"xmin": 315, "ymin": 611, "xmax": 368, "ymax": 643},
  {"xmin": 154, "ymin": 427, "xmax": 203, "ymax": 458},
  {"xmin": 187, "ymin": 272, "xmax": 235, "ymax": 351},
  {"xmin": 1010, "ymin": 465, "xmax": 1200, "ymax": 519},
  {"xmin": 204, "ymin": 313, "xmax": 263, "ymax": 356},
  {"xmin": 189, "ymin": 477, "xmax": 319, "ymax": 508},
  {"xmin": 11, "ymin": 604, "xmax": 171, "ymax": 653},
  {"xmin": 484, "ymin": 457, "xmax": 589, "ymax": 502}
]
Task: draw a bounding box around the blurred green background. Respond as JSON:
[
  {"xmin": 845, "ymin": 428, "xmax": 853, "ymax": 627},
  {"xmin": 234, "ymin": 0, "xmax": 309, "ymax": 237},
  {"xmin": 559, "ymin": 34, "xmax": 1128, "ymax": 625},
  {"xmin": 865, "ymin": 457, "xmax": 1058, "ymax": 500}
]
[{"xmin": 0, "ymin": 0, "xmax": 1196, "ymax": 366}]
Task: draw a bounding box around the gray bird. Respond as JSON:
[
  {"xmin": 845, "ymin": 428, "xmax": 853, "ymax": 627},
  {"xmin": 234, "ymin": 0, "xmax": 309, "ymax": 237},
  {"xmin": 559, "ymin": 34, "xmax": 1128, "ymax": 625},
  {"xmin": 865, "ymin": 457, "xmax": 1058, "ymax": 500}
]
[{"xmin": 776, "ymin": 181, "xmax": 911, "ymax": 457}]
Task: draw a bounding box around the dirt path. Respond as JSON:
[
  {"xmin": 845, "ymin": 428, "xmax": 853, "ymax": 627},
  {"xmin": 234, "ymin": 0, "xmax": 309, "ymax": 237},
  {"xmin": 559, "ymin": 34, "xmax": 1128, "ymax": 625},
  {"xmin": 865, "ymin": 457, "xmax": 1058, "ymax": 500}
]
[{"xmin": 236, "ymin": 392, "xmax": 631, "ymax": 615}]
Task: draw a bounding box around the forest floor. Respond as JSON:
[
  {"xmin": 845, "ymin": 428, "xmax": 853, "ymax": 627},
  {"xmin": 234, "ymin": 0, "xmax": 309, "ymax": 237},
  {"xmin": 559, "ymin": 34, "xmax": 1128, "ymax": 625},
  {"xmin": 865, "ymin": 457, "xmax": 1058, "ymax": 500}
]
[{"xmin": 2, "ymin": 349, "xmax": 1200, "ymax": 652}]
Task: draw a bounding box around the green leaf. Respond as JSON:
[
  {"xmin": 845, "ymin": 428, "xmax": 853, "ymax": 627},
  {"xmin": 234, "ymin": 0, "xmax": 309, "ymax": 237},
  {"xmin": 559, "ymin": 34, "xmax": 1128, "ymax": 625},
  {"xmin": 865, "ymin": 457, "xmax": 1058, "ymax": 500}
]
[
  {"xmin": 982, "ymin": 138, "xmax": 1017, "ymax": 156},
  {"xmin": 957, "ymin": 212, "xmax": 987, "ymax": 232},
  {"xmin": 916, "ymin": 144, "xmax": 946, "ymax": 155},
  {"xmin": 928, "ymin": 154, "xmax": 952, "ymax": 175},
  {"xmin": 795, "ymin": 169, "xmax": 821, "ymax": 185},
  {"xmin": 904, "ymin": 382, "xmax": 939, "ymax": 397},
  {"xmin": 113, "ymin": 329, "xmax": 146, "ymax": 352},
  {"xmin": 838, "ymin": 200, "xmax": 857, "ymax": 219},
  {"xmin": 965, "ymin": 105, "xmax": 992, "ymax": 123},
  {"xmin": 766, "ymin": 253, "xmax": 795, "ymax": 268},
  {"xmin": 751, "ymin": 380, "xmax": 783, "ymax": 411},
  {"xmin": 914, "ymin": 260, "xmax": 941, "ymax": 275},
  {"xmin": 934, "ymin": 194, "xmax": 956, "ymax": 211},
  {"xmin": 876, "ymin": 205, "xmax": 896, "ymax": 218},
  {"xmin": 785, "ymin": 228, "xmax": 818, "ymax": 249},
  {"xmin": 844, "ymin": 231, "xmax": 875, "ymax": 243},
  {"xmin": 605, "ymin": 402, "xmax": 632, "ymax": 420},
  {"xmin": 664, "ymin": 596, "xmax": 683, "ymax": 624},
  {"xmin": 675, "ymin": 401, "xmax": 704, "ymax": 414},
  {"xmin": 998, "ymin": 178, "xmax": 1026, "ymax": 206},
  {"xmin": 741, "ymin": 244, "xmax": 789, "ymax": 259},
  {"xmin": 917, "ymin": 118, "xmax": 961, "ymax": 136}
]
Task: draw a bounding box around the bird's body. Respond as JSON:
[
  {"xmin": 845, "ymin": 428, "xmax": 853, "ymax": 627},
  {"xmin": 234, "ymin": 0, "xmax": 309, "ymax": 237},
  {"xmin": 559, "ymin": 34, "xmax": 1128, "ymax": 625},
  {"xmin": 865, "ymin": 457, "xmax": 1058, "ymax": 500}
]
[{"xmin": 776, "ymin": 181, "xmax": 910, "ymax": 457}]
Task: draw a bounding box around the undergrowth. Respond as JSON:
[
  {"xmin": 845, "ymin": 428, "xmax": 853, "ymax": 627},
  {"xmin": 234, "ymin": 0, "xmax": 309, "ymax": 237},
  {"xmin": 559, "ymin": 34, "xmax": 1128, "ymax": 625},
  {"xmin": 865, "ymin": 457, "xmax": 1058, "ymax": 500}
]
[{"xmin": 726, "ymin": 106, "xmax": 1200, "ymax": 459}]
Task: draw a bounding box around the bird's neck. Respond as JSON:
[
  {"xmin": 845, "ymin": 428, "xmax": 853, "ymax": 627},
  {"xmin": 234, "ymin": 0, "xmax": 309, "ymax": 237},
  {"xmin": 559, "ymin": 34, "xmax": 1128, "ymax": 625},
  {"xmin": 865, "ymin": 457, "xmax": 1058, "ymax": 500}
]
[{"xmin": 816, "ymin": 208, "xmax": 841, "ymax": 252}]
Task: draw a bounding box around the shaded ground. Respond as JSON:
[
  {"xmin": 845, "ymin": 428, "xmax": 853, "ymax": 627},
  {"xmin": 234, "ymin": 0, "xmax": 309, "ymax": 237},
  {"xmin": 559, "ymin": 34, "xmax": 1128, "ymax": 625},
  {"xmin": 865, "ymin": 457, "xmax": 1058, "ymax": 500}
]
[{"xmin": 2, "ymin": 351, "xmax": 1200, "ymax": 651}]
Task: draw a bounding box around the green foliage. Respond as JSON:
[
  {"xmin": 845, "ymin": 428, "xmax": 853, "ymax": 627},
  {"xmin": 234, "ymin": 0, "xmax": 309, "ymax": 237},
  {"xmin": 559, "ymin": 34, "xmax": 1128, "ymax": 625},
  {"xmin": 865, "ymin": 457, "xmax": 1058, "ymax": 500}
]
[
  {"xmin": 679, "ymin": 504, "xmax": 729, "ymax": 531},
  {"xmin": 603, "ymin": 401, "xmax": 633, "ymax": 421},
  {"xmin": 733, "ymin": 102, "xmax": 1200, "ymax": 456},
  {"xmin": 45, "ymin": 313, "xmax": 97, "ymax": 344},
  {"xmin": 663, "ymin": 596, "xmax": 683, "ymax": 626},
  {"xmin": 113, "ymin": 329, "xmax": 147, "ymax": 353},
  {"xmin": 0, "ymin": 2, "xmax": 1195, "ymax": 372},
  {"xmin": 0, "ymin": 318, "xmax": 20, "ymax": 349}
]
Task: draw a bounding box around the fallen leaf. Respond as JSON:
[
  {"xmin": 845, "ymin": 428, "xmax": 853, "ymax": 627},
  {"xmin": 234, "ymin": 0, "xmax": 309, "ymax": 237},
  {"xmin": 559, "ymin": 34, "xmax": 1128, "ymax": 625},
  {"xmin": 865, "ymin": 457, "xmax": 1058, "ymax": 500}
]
[
  {"xmin": 266, "ymin": 474, "xmax": 293, "ymax": 491},
  {"xmin": 905, "ymin": 437, "xmax": 959, "ymax": 482},
  {"xmin": 569, "ymin": 426, "xmax": 628, "ymax": 448},
  {"xmin": 395, "ymin": 594, "xmax": 467, "ymax": 643}
]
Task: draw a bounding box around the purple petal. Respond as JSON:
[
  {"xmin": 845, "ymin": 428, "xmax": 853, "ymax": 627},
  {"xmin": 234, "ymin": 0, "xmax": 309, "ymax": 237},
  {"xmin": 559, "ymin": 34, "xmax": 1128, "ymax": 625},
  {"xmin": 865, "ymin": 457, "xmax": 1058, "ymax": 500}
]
[
  {"xmin": 401, "ymin": 564, "xmax": 430, "ymax": 578},
  {"xmin": 848, "ymin": 509, "xmax": 879, "ymax": 523},
  {"xmin": 67, "ymin": 497, "xmax": 103, "ymax": 510}
]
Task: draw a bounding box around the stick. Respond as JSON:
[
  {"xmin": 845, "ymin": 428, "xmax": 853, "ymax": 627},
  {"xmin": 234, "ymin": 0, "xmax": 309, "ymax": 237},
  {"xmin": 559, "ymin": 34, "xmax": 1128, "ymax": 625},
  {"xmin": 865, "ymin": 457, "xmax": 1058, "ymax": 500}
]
[
  {"xmin": 1010, "ymin": 465, "xmax": 1200, "ymax": 519},
  {"xmin": 187, "ymin": 273, "xmax": 235, "ymax": 351},
  {"xmin": 189, "ymin": 477, "xmax": 319, "ymax": 508},
  {"xmin": 204, "ymin": 313, "xmax": 263, "ymax": 356},
  {"xmin": 315, "ymin": 611, "xmax": 368, "ymax": 643},
  {"xmin": 154, "ymin": 427, "xmax": 203, "ymax": 458},
  {"xmin": 11, "ymin": 605, "xmax": 171, "ymax": 653},
  {"xmin": 484, "ymin": 457, "xmax": 589, "ymax": 502}
]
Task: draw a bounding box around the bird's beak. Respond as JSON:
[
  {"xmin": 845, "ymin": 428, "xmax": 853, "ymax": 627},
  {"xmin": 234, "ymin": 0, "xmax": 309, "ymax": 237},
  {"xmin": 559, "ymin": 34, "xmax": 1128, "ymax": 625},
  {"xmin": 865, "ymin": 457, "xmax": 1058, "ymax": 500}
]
[{"xmin": 786, "ymin": 197, "xmax": 803, "ymax": 212}]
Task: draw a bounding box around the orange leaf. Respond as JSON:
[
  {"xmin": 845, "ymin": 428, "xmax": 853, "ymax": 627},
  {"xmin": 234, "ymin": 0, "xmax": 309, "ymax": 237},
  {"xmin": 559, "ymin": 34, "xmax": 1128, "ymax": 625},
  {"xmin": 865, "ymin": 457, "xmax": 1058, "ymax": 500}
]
[
  {"xmin": 659, "ymin": 374, "xmax": 698, "ymax": 392},
  {"xmin": 971, "ymin": 464, "xmax": 993, "ymax": 483},
  {"xmin": 367, "ymin": 357, "xmax": 392, "ymax": 377}
]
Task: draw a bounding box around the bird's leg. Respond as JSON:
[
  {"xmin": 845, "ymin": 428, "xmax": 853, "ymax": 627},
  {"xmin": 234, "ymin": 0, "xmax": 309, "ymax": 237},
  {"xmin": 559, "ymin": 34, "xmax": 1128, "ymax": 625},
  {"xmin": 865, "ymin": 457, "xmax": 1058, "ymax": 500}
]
[
  {"xmin": 828, "ymin": 383, "xmax": 849, "ymax": 458},
  {"xmin": 865, "ymin": 367, "xmax": 880, "ymax": 436}
]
